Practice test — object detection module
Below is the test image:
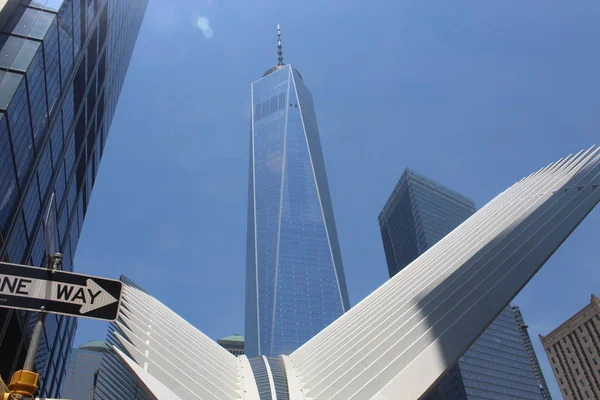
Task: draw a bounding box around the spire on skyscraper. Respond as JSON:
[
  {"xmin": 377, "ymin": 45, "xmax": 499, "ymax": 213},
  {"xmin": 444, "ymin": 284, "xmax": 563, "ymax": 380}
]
[
  {"xmin": 277, "ymin": 24, "xmax": 284, "ymax": 66},
  {"xmin": 262, "ymin": 24, "xmax": 303, "ymax": 80}
]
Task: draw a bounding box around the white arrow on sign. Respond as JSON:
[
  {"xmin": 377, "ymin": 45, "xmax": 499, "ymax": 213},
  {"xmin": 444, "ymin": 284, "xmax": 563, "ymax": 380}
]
[{"xmin": 0, "ymin": 273, "xmax": 118, "ymax": 314}]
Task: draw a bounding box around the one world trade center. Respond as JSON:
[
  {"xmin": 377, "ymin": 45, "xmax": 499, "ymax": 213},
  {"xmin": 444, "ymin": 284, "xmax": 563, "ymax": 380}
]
[{"xmin": 245, "ymin": 26, "xmax": 350, "ymax": 358}]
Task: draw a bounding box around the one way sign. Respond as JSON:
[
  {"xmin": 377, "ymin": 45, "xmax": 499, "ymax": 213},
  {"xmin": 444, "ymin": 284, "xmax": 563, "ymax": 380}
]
[{"xmin": 0, "ymin": 262, "xmax": 122, "ymax": 321}]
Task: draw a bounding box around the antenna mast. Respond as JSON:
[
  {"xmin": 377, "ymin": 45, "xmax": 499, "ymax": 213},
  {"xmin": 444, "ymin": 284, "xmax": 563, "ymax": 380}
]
[{"xmin": 277, "ymin": 24, "xmax": 284, "ymax": 66}]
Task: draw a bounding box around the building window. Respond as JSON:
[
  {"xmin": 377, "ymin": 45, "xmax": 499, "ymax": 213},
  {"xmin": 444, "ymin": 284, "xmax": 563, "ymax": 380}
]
[
  {"xmin": 552, "ymin": 357, "xmax": 556, "ymax": 364},
  {"xmin": 576, "ymin": 368, "xmax": 580, "ymax": 375},
  {"xmin": 581, "ymin": 379, "xmax": 585, "ymax": 386},
  {"xmin": 559, "ymin": 378, "xmax": 564, "ymax": 385},
  {"xmin": 564, "ymin": 389, "xmax": 569, "ymax": 395},
  {"xmin": 572, "ymin": 358, "xmax": 576, "ymax": 364},
  {"xmin": 594, "ymin": 359, "xmax": 598, "ymax": 366},
  {"xmin": 556, "ymin": 367, "xmax": 560, "ymax": 373},
  {"xmin": 589, "ymin": 347, "xmax": 593, "ymax": 354},
  {"xmin": 568, "ymin": 348, "xmax": 572, "ymax": 354},
  {"xmin": 584, "ymin": 337, "xmax": 588, "ymax": 343},
  {"xmin": 580, "ymin": 326, "xmax": 584, "ymax": 332}
]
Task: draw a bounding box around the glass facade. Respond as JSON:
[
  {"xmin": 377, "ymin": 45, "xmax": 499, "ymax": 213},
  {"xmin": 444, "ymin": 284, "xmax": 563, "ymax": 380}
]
[
  {"xmin": 245, "ymin": 64, "xmax": 350, "ymax": 358},
  {"xmin": 379, "ymin": 169, "xmax": 548, "ymax": 400},
  {"xmin": 0, "ymin": 0, "xmax": 148, "ymax": 397},
  {"xmin": 61, "ymin": 340, "xmax": 109, "ymax": 399}
]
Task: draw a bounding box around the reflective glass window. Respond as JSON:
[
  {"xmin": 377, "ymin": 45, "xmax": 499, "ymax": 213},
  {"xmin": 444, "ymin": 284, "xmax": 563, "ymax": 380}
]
[
  {"xmin": 0, "ymin": 115, "xmax": 19, "ymax": 230},
  {"xmin": 7, "ymin": 7, "xmax": 55, "ymax": 40},
  {"xmin": 53, "ymin": 161, "xmax": 66, "ymax": 209},
  {"xmin": 6, "ymin": 213, "xmax": 28, "ymax": 262},
  {"xmin": 29, "ymin": 222, "xmax": 45, "ymax": 267},
  {"xmin": 58, "ymin": 1, "xmax": 74, "ymax": 89},
  {"xmin": 57, "ymin": 200, "xmax": 68, "ymax": 245},
  {"xmin": 72, "ymin": 0, "xmax": 82, "ymax": 57},
  {"xmin": 26, "ymin": 44, "xmax": 49, "ymax": 149},
  {"xmin": 5, "ymin": 75, "xmax": 35, "ymax": 185},
  {"xmin": 0, "ymin": 35, "xmax": 40, "ymax": 72},
  {"xmin": 62, "ymin": 85, "xmax": 75, "ymax": 132},
  {"xmin": 43, "ymin": 18, "xmax": 62, "ymax": 115},
  {"xmin": 49, "ymin": 119, "xmax": 64, "ymax": 170},
  {"xmin": 22, "ymin": 178, "xmax": 41, "ymax": 235},
  {"xmin": 0, "ymin": 70, "xmax": 24, "ymax": 110},
  {"xmin": 62, "ymin": 237, "xmax": 73, "ymax": 271}
]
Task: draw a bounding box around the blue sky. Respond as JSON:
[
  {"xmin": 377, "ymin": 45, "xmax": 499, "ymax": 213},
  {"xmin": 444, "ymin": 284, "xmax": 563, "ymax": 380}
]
[{"xmin": 72, "ymin": 0, "xmax": 599, "ymax": 397}]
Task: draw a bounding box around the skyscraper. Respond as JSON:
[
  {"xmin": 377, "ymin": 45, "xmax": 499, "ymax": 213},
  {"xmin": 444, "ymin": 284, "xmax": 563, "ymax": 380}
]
[
  {"xmin": 514, "ymin": 305, "xmax": 553, "ymax": 400},
  {"xmin": 245, "ymin": 26, "xmax": 350, "ymax": 358},
  {"xmin": 0, "ymin": 0, "xmax": 148, "ymax": 397},
  {"xmin": 61, "ymin": 340, "xmax": 110, "ymax": 399},
  {"xmin": 379, "ymin": 168, "xmax": 550, "ymax": 400},
  {"xmin": 540, "ymin": 294, "xmax": 600, "ymax": 400}
]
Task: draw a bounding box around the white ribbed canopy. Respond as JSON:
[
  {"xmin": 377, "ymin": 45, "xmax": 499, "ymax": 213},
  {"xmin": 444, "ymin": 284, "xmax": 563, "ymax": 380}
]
[{"xmin": 107, "ymin": 147, "xmax": 600, "ymax": 400}]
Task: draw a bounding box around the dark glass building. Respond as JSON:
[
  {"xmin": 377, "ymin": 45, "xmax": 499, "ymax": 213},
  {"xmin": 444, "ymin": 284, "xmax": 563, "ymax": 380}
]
[
  {"xmin": 61, "ymin": 340, "xmax": 109, "ymax": 399},
  {"xmin": 514, "ymin": 305, "xmax": 552, "ymax": 400},
  {"xmin": 245, "ymin": 27, "xmax": 350, "ymax": 358},
  {"xmin": 0, "ymin": 0, "xmax": 148, "ymax": 397},
  {"xmin": 379, "ymin": 168, "xmax": 551, "ymax": 400}
]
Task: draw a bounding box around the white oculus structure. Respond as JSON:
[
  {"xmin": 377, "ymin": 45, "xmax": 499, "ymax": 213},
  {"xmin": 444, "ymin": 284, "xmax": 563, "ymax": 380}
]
[{"xmin": 98, "ymin": 147, "xmax": 600, "ymax": 400}]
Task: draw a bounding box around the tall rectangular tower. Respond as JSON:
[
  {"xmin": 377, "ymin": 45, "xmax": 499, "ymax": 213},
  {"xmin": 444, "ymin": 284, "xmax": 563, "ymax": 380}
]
[
  {"xmin": 61, "ymin": 340, "xmax": 110, "ymax": 399},
  {"xmin": 379, "ymin": 169, "xmax": 551, "ymax": 400},
  {"xmin": 245, "ymin": 27, "xmax": 350, "ymax": 358},
  {"xmin": 0, "ymin": 0, "xmax": 148, "ymax": 397}
]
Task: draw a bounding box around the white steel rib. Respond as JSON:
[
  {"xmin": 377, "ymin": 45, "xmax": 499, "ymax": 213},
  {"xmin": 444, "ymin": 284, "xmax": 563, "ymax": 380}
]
[{"xmin": 288, "ymin": 146, "xmax": 600, "ymax": 400}]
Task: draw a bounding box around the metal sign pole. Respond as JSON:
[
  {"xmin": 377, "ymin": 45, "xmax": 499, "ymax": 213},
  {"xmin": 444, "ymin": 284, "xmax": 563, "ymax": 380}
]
[
  {"xmin": 8, "ymin": 252, "xmax": 62, "ymax": 399},
  {"xmin": 22, "ymin": 311, "xmax": 46, "ymax": 373},
  {"xmin": 7, "ymin": 196, "xmax": 60, "ymax": 399}
]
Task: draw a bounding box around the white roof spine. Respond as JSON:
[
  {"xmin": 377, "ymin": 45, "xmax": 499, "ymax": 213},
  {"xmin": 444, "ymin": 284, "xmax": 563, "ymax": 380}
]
[
  {"xmin": 291, "ymin": 146, "xmax": 594, "ymax": 367},
  {"xmin": 289, "ymin": 146, "xmax": 600, "ymax": 400},
  {"xmin": 291, "ymin": 151, "xmax": 564, "ymax": 367},
  {"xmin": 294, "ymin": 148, "xmax": 592, "ymax": 372}
]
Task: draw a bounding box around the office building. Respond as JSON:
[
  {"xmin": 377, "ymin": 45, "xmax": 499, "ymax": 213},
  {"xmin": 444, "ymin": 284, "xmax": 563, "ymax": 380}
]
[
  {"xmin": 0, "ymin": 0, "xmax": 148, "ymax": 396},
  {"xmin": 514, "ymin": 305, "xmax": 553, "ymax": 399},
  {"xmin": 93, "ymin": 149, "xmax": 600, "ymax": 400},
  {"xmin": 540, "ymin": 294, "xmax": 600, "ymax": 400},
  {"xmin": 379, "ymin": 168, "xmax": 551, "ymax": 400},
  {"xmin": 61, "ymin": 340, "xmax": 109, "ymax": 399},
  {"xmin": 245, "ymin": 26, "xmax": 350, "ymax": 358},
  {"xmin": 218, "ymin": 334, "xmax": 245, "ymax": 356}
]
